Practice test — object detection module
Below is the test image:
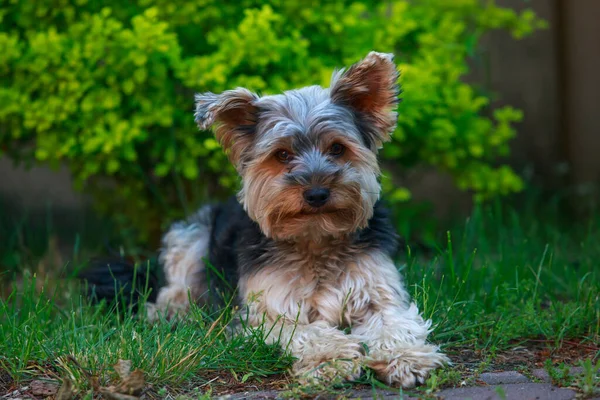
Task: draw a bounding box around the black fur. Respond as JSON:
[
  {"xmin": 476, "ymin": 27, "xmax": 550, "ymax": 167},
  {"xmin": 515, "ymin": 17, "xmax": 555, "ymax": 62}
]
[
  {"xmin": 203, "ymin": 196, "xmax": 259, "ymax": 303},
  {"xmin": 206, "ymin": 197, "xmax": 272, "ymax": 297},
  {"xmin": 355, "ymin": 200, "xmax": 399, "ymax": 257},
  {"xmin": 81, "ymin": 196, "xmax": 399, "ymax": 311},
  {"xmin": 79, "ymin": 257, "xmax": 159, "ymax": 312},
  {"xmin": 206, "ymin": 196, "xmax": 400, "ymax": 295}
]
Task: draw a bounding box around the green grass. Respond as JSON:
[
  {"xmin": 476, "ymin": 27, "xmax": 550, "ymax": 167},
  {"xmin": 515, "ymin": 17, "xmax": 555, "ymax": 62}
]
[
  {"xmin": 1, "ymin": 197, "xmax": 599, "ymax": 398},
  {"xmin": 409, "ymin": 202, "xmax": 599, "ymax": 353},
  {"xmin": 0, "ymin": 273, "xmax": 296, "ymax": 398}
]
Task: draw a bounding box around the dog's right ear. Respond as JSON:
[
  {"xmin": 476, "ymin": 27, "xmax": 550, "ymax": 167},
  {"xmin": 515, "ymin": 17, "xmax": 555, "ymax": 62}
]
[{"xmin": 195, "ymin": 88, "xmax": 259, "ymax": 167}]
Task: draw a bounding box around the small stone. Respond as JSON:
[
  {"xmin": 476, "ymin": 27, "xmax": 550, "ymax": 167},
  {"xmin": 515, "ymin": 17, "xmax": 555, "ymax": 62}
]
[
  {"xmin": 532, "ymin": 368, "xmax": 551, "ymax": 382},
  {"xmin": 569, "ymin": 366, "xmax": 584, "ymax": 376},
  {"xmin": 480, "ymin": 371, "xmax": 530, "ymax": 385},
  {"xmin": 532, "ymin": 366, "xmax": 593, "ymax": 384},
  {"xmin": 30, "ymin": 380, "xmax": 59, "ymax": 396}
]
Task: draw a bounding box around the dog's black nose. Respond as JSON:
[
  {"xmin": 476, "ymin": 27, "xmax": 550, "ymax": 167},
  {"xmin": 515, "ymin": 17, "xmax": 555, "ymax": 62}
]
[{"xmin": 303, "ymin": 187, "xmax": 330, "ymax": 208}]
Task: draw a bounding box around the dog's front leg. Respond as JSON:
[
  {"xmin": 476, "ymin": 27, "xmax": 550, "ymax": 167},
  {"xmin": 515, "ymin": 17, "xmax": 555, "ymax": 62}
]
[
  {"xmin": 355, "ymin": 304, "xmax": 448, "ymax": 388},
  {"xmin": 250, "ymin": 315, "xmax": 364, "ymax": 384},
  {"xmin": 352, "ymin": 253, "xmax": 449, "ymax": 388}
]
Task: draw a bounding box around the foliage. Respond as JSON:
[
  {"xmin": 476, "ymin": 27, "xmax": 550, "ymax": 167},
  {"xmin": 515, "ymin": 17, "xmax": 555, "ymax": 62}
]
[{"xmin": 0, "ymin": 0, "xmax": 546, "ymax": 242}]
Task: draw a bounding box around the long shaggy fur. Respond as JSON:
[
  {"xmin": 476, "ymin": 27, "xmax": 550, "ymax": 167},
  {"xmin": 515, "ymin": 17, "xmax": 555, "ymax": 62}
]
[{"xmin": 82, "ymin": 52, "xmax": 448, "ymax": 388}]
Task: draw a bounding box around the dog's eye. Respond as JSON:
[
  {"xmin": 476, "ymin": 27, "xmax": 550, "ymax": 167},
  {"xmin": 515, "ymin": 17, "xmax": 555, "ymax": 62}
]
[
  {"xmin": 328, "ymin": 143, "xmax": 345, "ymax": 157},
  {"xmin": 275, "ymin": 149, "xmax": 292, "ymax": 163}
]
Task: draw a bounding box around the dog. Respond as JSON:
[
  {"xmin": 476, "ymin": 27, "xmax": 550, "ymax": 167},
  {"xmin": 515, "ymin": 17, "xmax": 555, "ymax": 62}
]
[{"xmin": 83, "ymin": 51, "xmax": 448, "ymax": 388}]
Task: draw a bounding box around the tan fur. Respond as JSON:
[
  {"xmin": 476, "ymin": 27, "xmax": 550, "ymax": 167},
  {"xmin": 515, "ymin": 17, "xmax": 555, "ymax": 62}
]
[
  {"xmin": 330, "ymin": 52, "xmax": 399, "ymax": 148},
  {"xmin": 238, "ymin": 243, "xmax": 448, "ymax": 386},
  {"xmin": 240, "ymin": 146, "xmax": 380, "ymax": 241}
]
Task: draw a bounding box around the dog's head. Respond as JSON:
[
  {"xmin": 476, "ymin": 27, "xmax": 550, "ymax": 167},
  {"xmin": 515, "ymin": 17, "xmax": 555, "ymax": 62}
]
[{"xmin": 195, "ymin": 52, "xmax": 400, "ymax": 240}]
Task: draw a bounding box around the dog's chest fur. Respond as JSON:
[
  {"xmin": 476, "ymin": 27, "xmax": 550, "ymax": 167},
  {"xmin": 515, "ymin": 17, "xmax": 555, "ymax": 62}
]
[
  {"xmin": 256, "ymin": 240, "xmax": 364, "ymax": 326},
  {"xmin": 205, "ymin": 196, "xmax": 400, "ymax": 327},
  {"xmin": 241, "ymin": 238, "xmax": 405, "ymax": 328}
]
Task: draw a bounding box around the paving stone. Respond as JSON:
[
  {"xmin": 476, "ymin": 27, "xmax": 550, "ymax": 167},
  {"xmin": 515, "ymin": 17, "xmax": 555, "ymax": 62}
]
[
  {"xmin": 346, "ymin": 389, "xmax": 418, "ymax": 399},
  {"xmin": 217, "ymin": 390, "xmax": 281, "ymax": 399},
  {"xmin": 531, "ymin": 368, "xmax": 551, "ymax": 383},
  {"xmin": 218, "ymin": 389, "xmax": 417, "ymax": 399},
  {"xmin": 569, "ymin": 367, "xmax": 584, "ymax": 376},
  {"xmin": 203, "ymin": 368, "xmax": 599, "ymax": 400},
  {"xmin": 437, "ymin": 383, "xmax": 577, "ymax": 400},
  {"xmin": 531, "ymin": 366, "xmax": 592, "ymax": 383},
  {"xmin": 480, "ymin": 371, "xmax": 530, "ymax": 385},
  {"xmin": 216, "ymin": 383, "xmax": 579, "ymax": 400}
]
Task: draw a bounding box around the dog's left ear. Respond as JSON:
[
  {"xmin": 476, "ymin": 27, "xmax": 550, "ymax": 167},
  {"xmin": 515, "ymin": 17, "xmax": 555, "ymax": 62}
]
[
  {"xmin": 195, "ymin": 88, "xmax": 259, "ymax": 167},
  {"xmin": 330, "ymin": 51, "xmax": 400, "ymax": 150}
]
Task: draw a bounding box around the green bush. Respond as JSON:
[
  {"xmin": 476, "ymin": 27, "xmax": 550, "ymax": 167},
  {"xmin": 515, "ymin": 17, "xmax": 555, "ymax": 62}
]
[{"xmin": 0, "ymin": 0, "xmax": 545, "ymax": 244}]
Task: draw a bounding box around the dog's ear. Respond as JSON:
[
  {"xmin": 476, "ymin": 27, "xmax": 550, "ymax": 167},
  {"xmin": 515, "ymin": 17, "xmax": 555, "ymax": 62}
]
[
  {"xmin": 195, "ymin": 88, "xmax": 259, "ymax": 166},
  {"xmin": 330, "ymin": 51, "xmax": 400, "ymax": 149}
]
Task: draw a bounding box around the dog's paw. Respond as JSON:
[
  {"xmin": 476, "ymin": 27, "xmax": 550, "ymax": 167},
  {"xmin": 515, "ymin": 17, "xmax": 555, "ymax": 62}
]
[
  {"xmin": 293, "ymin": 336, "xmax": 364, "ymax": 385},
  {"xmin": 295, "ymin": 358, "xmax": 362, "ymax": 385},
  {"xmin": 367, "ymin": 345, "xmax": 449, "ymax": 388},
  {"xmin": 145, "ymin": 285, "xmax": 192, "ymax": 322}
]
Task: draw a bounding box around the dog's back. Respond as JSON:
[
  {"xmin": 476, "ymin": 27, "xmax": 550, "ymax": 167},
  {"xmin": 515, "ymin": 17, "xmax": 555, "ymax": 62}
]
[{"xmin": 80, "ymin": 196, "xmax": 257, "ymax": 315}]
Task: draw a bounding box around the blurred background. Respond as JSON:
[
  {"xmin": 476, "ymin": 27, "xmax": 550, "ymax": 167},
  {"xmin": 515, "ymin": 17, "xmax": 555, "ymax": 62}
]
[{"xmin": 0, "ymin": 0, "xmax": 599, "ymax": 272}]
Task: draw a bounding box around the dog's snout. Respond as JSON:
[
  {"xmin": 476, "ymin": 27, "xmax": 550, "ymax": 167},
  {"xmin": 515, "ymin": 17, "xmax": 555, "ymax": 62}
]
[{"xmin": 303, "ymin": 187, "xmax": 330, "ymax": 208}]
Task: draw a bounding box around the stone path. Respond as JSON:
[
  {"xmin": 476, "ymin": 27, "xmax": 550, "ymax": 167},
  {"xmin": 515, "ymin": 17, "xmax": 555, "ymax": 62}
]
[
  {"xmin": 218, "ymin": 368, "xmax": 598, "ymax": 399},
  {"xmin": 221, "ymin": 384, "xmax": 579, "ymax": 400}
]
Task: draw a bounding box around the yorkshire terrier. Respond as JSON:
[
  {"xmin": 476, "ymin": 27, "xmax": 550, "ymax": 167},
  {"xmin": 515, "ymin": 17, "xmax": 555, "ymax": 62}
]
[{"xmin": 84, "ymin": 52, "xmax": 448, "ymax": 388}]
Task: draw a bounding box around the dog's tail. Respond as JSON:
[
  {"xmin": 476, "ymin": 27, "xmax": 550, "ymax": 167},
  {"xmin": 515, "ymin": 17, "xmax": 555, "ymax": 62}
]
[{"xmin": 79, "ymin": 256, "xmax": 161, "ymax": 313}]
